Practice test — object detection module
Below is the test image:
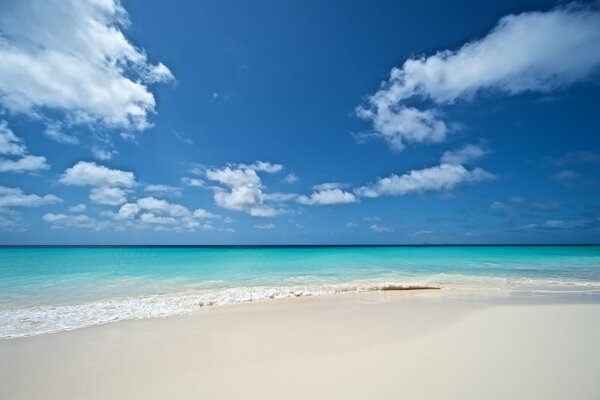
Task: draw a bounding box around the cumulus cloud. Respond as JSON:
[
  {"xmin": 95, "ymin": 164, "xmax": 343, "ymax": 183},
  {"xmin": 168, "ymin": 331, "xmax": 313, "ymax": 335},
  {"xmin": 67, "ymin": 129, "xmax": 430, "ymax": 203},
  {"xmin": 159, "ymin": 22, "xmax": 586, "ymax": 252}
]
[
  {"xmin": 60, "ymin": 161, "xmax": 135, "ymax": 206},
  {"xmin": 114, "ymin": 197, "xmax": 218, "ymax": 231},
  {"xmin": 0, "ymin": 155, "xmax": 49, "ymax": 173},
  {"xmin": 206, "ymin": 163, "xmax": 285, "ymax": 217},
  {"xmin": 0, "ymin": 121, "xmax": 49, "ymax": 173},
  {"xmin": 90, "ymin": 187, "xmax": 127, "ymax": 206},
  {"xmin": 0, "ymin": 186, "xmax": 61, "ymax": 208},
  {"xmin": 60, "ymin": 161, "xmax": 135, "ymax": 187},
  {"xmin": 355, "ymin": 164, "xmax": 494, "ymax": 198},
  {"xmin": 297, "ymin": 188, "xmax": 357, "ymax": 206},
  {"xmin": 357, "ymin": 3, "xmax": 600, "ymax": 150},
  {"xmin": 0, "ymin": 0, "xmax": 173, "ymax": 133}
]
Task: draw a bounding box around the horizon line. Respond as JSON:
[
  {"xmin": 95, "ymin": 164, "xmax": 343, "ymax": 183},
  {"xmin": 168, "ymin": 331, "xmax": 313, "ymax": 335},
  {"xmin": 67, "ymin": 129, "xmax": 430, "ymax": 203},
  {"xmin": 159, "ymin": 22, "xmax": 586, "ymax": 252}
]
[{"xmin": 1, "ymin": 244, "xmax": 599, "ymax": 248}]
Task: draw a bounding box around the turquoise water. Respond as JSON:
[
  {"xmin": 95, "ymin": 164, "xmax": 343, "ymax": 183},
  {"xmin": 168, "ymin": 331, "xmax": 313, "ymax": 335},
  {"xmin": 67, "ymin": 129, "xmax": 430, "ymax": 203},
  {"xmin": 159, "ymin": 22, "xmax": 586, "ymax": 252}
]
[{"xmin": 1, "ymin": 246, "xmax": 600, "ymax": 337}]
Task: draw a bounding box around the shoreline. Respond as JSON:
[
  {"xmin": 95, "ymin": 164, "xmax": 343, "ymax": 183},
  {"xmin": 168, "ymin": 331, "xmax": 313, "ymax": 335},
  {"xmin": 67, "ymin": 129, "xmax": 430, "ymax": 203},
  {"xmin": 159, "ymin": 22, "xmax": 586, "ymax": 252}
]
[
  {"xmin": 1, "ymin": 290, "xmax": 599, "ymax": 399},
  {"xmin": 3, "ymin": 285, "xmax": 600, "ymax": 339}
]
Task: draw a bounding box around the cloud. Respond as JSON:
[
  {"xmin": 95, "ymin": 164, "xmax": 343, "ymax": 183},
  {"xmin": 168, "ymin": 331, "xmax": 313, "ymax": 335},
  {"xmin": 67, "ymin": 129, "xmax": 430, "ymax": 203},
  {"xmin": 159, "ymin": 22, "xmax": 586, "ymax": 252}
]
[
  {"xmin": 237, "ymin": 161, "xmax": 283, "ymax": 174},
  {"xmin": 145, "ymin": 184, "xmax": 182, "ymax": 197},
  {"xmin": 312, "ymin": 182, "xmax": 347, "ymax": 191},
  {"xmin": 370, "ymin": 224, "xmax": 394, "ymax": 233},
  {"xmin": 357, "ymin": 3, "xmax": 600, "ymax": 150},
  {"xmin": 173, "ymin": 131, "xmax": 193, "ymax": 145},
  {"xmin": 43, "ymin": 123, "xmax": 79, "ymax": 145},
  {"xmin": 181, "ymin": 177, "xmax": 205, "ymax": 187},
  {"xmin": 297, "ymin": 188, "xmax": 357, "ymax": 206},
  {"xmin": 355, "ymin": 163, "xmax": 494, "ymax": 198},
  {"xmin": 346, "ymin": 222, "xmax": 360, "ymax": 228},
  {"xmin": 284, "ymin": 173, "xmax": 298, "ymax": 184},
  {"xmin": 0, "ymin": 0, "xmax": 173, "ymax": 133},
  {"xmin": 43, "ymin": 213, "xmax": 107, "ymax": 230},
  {"xmin": 114, "ymin": 197, "xmax": 218, "ymax": 232},
  {"xmin": 0, "ymin": 155, "xmax": 49, "ymax": 173},
  {"xmin": 440, "ymin": 143, "xmax": 488, "ymax": 165},
  {"xmin": 0, "ymin": 121, "xmax": 26, "ymax": 155},
  {"xmin": 0, "ymin": 121, "xmax": 49, "ymax": 173},
  {"xmin": 68, "ymin": 204, "xmax": 86, "ymax": 213},
  {"xmin": 90, "ymin": 187, "xmax": 127, "ymax": 206},
  {"xmin": 542, "ymin": 151, "xmax": 600, "ymax": 166},
  {"xmin": 60, "ymin": 161, "xmax": 135, "ymax": 187},
  {"xmin": 0, "ymin": 186, "xmax": 61, "ymax": 208},
  {"xmin": 517, "ymin": 218, "xmax": 598, "ymax": 231},
  {"xmin": 255, "ymin": 223, "xmax": 275, "ymax": 229},
  {"xmin": 115, "ymin": 203, "xmax": 140, "ymax": 220},
  {"xmin": 91, "ymin": 147, "xmax": 116, "ymax": 161},
  {"xmin": 552, "ymin": 169, "xmax": 580, "ymax": 181},
  {"xmin": 206, "ymin": 163, "xmax": 284, "ymax": 217}
]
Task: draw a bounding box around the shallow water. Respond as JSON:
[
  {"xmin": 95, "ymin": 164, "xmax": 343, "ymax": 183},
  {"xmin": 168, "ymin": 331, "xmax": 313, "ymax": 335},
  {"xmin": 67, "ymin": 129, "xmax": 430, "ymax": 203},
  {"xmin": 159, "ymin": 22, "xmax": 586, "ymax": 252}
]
[{"xmin": 1, "ymin": 246, "xmax": 599, "ymax": 337}]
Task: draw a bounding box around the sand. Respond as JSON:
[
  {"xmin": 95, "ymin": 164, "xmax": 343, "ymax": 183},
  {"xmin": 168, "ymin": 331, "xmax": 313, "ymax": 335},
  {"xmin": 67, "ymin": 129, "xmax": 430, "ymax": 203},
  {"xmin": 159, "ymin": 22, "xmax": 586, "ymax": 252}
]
[{"xmin": 1, "ymin": 290, "xmax": 599, "ymax": 399}]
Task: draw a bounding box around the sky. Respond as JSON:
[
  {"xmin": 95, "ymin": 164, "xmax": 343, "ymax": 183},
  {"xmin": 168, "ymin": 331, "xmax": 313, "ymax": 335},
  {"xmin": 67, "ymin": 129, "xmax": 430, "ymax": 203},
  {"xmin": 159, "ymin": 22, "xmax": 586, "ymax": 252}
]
[{"xmin": 1, "ymin": 0, "xmax": 600, "ymax": 245}]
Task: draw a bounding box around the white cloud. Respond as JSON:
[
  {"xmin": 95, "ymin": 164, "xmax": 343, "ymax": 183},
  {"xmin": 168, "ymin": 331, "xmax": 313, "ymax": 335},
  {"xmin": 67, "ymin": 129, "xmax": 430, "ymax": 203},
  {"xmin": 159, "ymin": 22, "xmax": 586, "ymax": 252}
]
[
  {"xmin": 355, "ymin": 163, "xmax": 494, "ymax": 198},
  {"xmin": 346, "ymin": 222, "xmax": 360, "ymax": 228},
  {"xmin": 263, "ymin": 192, "xmax": 298, "ymax": 202},
  {"xmin": 68, "ymin": 204, "xmax": 86, "ymax": 213},
  {"xmin": 206, "ymin": 164, "xmax": 283, "ymax": 217},
  {"xmin": 0, "ymin": 186, "xmax": 61, "ymax": 208},
  {"xmin": 440, "ymin": 143, "xmax": 488, "ymax": 165},
  {"xmin": 0, "ymin": 121, "xmax": 26, "ymax": 155},
  {"xmin": 370, "ymin": 224, "xmax": 394, "ymax": 233},
  {"xmin": 0, "ymin": 0, "xmax": 173, "ymax": 133},
  {"xmin": 192, "ymin": 208, "xmax": 218, "ymax": 219},
  {"xmin": 116, "ymin": 203, "xmax": 140, "ymax": 220},
  {"xmin": 90, "ymin": 187, "xmax": 127, "ymax": 206},
  {"xmin": 357, "ymin": 3, "xmax": 600, "ymax": 150},
  {"xmin": 43, "ymin": 213, "xmax": 106, "ymax": 230},
  {"xmin": 237, "ymin": 161, "xmax": 283, "ymax": 173},
  {"xmin": 114, "ymin": 197, "xmax": 218, "ymax": 232},
  {"xmin": 43, "ymin": 123, "xmax": 79, "ymax": 144},
  {"xmin": 137, "ymin": 197, "xmax": 191, "ymax": 218},
  {"xmin": 91, "ymin": 147, "xmax": 116, "ymax": 161},
  {"xmin": 181, "ymin": 177, "xmax": 205, "ymax": 187},
  {"xmin": 312, "ymin": 182, "xmax": 347, "ymax": 191},
  {"xmin": 145, "ymin": 184, "xmax": 182, "ymax": 197},
  {"xmin": 0, "ymin": 155, "xmax": 49, "ymax": 173},
  {"xmin": 255, "ymin": 223, "xmax": 275, "ymax": 229},
  {"xmin": 284, "ymin": 173, "xmax": 298, "ymax": 184},
  {"xmin": 60, "ymin": 161, "xmax": 135, "ymax": 187},
  {"xmin": 356, "ymin": 106, "xmax": 448, "ymax": 151},
  {"xmin": 518, "ymin": 218, "xmax": 595, "ymax": 231},
  {"xmin": 0, "ymin": 121, "xmax": 49, "ymax": 173},
  {"xmin": 297, "ymin": 188, "xmax": 357, "ymax": 206}
]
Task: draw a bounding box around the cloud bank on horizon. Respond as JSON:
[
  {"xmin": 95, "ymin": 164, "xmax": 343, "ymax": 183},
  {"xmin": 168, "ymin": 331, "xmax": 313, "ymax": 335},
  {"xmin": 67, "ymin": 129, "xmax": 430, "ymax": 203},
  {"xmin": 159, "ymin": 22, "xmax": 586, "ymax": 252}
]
[{"xmin": 0, "ymin": 1, "xmax": 599, "ymax": 243}]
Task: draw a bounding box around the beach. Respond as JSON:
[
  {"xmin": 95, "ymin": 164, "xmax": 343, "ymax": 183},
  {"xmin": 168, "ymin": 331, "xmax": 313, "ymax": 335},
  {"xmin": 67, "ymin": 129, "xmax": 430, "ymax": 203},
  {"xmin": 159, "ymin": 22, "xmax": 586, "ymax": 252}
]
[{"xmin": 2, "ymin": 290, "xmax": 599, "ymax": 400}]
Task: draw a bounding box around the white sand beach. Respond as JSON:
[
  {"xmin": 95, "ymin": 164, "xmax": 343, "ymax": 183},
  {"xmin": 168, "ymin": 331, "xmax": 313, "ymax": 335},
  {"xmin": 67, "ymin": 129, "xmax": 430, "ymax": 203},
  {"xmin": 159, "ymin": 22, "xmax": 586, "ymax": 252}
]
[{"xmin": 1, "ymin": 291, "xmax": 599, "ymax": 400}]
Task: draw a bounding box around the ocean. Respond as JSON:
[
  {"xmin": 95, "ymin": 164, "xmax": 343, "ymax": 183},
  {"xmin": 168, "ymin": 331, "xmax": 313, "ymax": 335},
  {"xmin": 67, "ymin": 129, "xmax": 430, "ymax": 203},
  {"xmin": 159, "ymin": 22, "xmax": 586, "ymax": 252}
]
[{"xmin": 1, "ymin": 245, "xmax": 599, "ymax": 338}]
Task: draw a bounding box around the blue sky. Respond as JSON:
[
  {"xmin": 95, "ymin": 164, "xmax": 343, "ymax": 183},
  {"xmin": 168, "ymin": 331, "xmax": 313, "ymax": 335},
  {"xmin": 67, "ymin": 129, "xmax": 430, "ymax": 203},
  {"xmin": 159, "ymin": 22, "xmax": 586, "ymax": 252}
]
[{"xmin": 1, "ymin": 0, "xmax": 600, "ymax": 244}]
